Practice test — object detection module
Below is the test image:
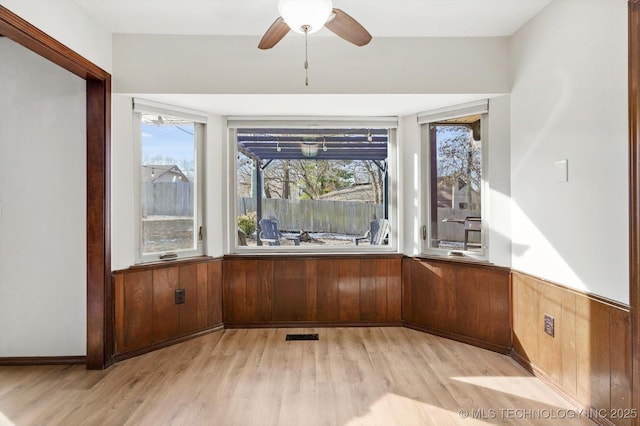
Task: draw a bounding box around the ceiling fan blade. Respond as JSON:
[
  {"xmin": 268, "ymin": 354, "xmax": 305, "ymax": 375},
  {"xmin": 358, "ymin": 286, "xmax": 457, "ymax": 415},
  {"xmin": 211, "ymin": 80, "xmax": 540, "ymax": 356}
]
[
  {"xmin": 325, "ymin": 9, "xmax": 372, "ymax": 47},
  {"xmin": 258, "ymin": 17, "xmax": 290, "ymax": 49}
]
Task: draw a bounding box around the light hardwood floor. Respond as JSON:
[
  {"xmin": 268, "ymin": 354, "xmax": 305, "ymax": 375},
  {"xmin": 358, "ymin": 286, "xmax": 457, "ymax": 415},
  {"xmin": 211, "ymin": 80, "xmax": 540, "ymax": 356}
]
[{"xmin": 0, "ymin": 328, "xmax": 596, "ymax": 425}]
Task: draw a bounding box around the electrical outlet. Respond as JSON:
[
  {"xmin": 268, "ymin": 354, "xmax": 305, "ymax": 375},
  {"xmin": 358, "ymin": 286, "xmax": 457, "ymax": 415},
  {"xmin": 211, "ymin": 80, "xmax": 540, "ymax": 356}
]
[
  {"xmin": 544, "ymin": 314, "xmax": 555, "ymax": 337},
  {"xmin": 175, "ymin": 288, "xmax": 185, "ymax": 305}
]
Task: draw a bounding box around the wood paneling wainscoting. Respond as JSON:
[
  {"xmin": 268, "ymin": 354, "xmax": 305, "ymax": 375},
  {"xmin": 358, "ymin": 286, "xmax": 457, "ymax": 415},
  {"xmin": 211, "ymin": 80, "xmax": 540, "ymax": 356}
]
[
  {"xmin": 512, "ymin": 271, "xmax": 632, "ymax": 426},
  {"xmin": 112, "ymin": 257, "xmax": 223, "ymax": 361},
  {"xmin": 108, "ymin": 253, "xmax": 633, "ymax": 426},
  {"xmin": 223, "ymin": 255, "xmax": 402, "ymax": 327},
  {"xmin": 402, "ymin": 257, "xmax": 512, "ymax": 353}
]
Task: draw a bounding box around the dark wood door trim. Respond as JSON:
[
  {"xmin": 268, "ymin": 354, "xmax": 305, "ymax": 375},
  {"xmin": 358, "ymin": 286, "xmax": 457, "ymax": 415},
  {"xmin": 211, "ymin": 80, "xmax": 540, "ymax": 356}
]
[
  {"xmin": 630, "ymin": 0, "xmax": 640, "ymax": 421},
  {"xmin": 0, "ymin": 6, "xmax": 111, "ymax": 369},
  {"xmin": 0, "ymin": 7, "xmax": 109, "ymax": 80}
]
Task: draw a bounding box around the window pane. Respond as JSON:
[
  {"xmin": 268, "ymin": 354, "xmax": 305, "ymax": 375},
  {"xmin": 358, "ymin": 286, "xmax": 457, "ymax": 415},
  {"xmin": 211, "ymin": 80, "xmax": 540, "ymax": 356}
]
[
  {"xmin": 429, "ymin": 116, "xmax": 482, "ymax": 251},
  {"xmin": 141, "ymin": 114, "xmax": 196, "ymax": 254},
  {"xmin": 236, "ymin": 128, "xmax": 389, "ymax": 248}
]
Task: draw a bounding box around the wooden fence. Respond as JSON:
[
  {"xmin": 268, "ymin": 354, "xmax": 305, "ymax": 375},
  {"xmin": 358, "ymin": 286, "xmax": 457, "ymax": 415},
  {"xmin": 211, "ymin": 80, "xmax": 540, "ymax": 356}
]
[
  {"xmin": 144, "ymin": 188, "xmax": 479, "ymax": 242},
  {"xmin": 143, "ymin": 182, "xmax": 193, "ymax": 217},
  {"xmin": 238, "ymin": 197, "xmax": 384, "ymax": 235},
  {"xmin": 435, "ymin": 208, "xmax": 481, "ymax": 243}
]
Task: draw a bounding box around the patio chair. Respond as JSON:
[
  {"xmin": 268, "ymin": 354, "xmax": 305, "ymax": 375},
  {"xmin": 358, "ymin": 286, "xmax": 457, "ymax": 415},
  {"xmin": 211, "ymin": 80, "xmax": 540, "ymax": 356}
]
[
  {"xmin": 258, "ymin": 218, "xmax": 301, "ymax": 246},
  {"xmin": 354, "ymin": 218, "xmax": 390, "ymax": 246}
]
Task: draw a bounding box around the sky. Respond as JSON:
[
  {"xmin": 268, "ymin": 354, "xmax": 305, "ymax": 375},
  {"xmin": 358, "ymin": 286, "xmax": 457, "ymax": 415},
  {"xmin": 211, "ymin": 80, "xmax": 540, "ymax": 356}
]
[{"xmin": 141, "ymin": 122, "xmax": 195, "ymax": 164}]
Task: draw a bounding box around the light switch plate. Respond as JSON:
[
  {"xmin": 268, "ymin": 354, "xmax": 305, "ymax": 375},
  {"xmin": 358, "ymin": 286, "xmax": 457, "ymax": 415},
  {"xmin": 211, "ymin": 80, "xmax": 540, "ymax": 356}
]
[{"xmin": 554, "ymin": 159, "xmax": 568, "ymax": 183}]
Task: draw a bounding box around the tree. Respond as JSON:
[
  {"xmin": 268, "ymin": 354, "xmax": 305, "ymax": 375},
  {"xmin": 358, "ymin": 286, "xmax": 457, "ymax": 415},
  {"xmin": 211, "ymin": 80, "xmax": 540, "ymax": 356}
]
[
  {"xmin": 236, "ymin": 154, "xmax": 381, "ymax": 202},
  {"xmin": 236, "ymin": 153, "xmax": 254, "ymax": 197},
  {"xmin": 294, "ymin": 160, "xmax": 353, "ymax": 199},
  {"xmin": 237, "ymin": 157, "xmax": 297, "ymax": 200},
  {"xmin": 360, "ymin": 160, "xmax": 384, "ymax": 203},
  {"xmin": 435, "ymin": 125, "xmax": 481, "ymax": 207},
  {"xmin": 263, "ymin": 160, "xmax": 293, "ymax": 199}
]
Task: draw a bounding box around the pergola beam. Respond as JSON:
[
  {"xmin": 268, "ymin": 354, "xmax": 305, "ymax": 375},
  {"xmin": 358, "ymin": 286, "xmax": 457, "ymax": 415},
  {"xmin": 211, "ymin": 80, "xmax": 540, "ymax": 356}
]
[
  {"xmin": 237, "ymin": 136, "xmax": 388, "ymax": 143},
  {"xmin": 237, "ymin": 128, "xmax": 389, "ymax": 162}
]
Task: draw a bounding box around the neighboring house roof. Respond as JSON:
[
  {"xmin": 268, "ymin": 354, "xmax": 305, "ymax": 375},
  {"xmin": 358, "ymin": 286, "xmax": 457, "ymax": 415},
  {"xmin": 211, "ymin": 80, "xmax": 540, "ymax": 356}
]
[{"xmin": 142, "ymin": 165, "xmax": 189, "ymax": 183}]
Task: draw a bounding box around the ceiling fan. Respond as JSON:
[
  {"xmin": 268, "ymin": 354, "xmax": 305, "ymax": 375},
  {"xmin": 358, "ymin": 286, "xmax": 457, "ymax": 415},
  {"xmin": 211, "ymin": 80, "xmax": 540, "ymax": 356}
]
[{"xmin": 258, "ymin": 0, "xmax": 372, "ymax": 85}]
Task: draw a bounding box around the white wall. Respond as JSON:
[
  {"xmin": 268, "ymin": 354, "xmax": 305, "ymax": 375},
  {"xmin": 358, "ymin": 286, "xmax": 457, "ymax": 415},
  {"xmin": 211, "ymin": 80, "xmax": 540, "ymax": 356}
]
[
  {"xmin": 205, "ymin": 114, "xmax": 227, "ymax": 258},
  {"xmin": 509, "ymin": 0, "xmax": 628, "ymax": 303},
  {"xmin": 487, "ymin": 95, "xmax": 511, "ymax": 267},
  {"xmin": 112, "ymin": 35, "xmax": 509, "ymax": 95},
  {"xmin": 111, "ymin": 95, "xmax": 136, "ymax": 270},
  {"xmin": 0, "ymin": 0, "xmax": 112, "ymax": 72},
  {"xmin": 0, "ymin": 38, "xmax": 87, "ymax": 356},
  {"xmin": 399, "ymin": 114, "xmax": 422, "ymax": 256}
]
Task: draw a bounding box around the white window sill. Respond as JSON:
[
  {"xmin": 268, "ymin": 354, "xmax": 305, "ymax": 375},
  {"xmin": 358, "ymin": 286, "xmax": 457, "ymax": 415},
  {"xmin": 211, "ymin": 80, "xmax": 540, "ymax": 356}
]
[{"xmin": 417, "ymin": 251, "xmax": 492, "ymax": 266}]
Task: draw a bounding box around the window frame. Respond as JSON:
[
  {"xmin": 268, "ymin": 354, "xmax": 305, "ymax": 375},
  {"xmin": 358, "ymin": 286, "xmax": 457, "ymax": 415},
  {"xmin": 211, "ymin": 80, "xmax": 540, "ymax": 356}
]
[
  {"xmin": 133, "ymin": 99, "xmax": 207, "ymax": 264},
  {"xmin": 419, "ymin": 101, "xmax": 489, "ymax": 259},
  {"xmin": 226, "ymin": 118, "xmax": 399, "ymax": 254}
]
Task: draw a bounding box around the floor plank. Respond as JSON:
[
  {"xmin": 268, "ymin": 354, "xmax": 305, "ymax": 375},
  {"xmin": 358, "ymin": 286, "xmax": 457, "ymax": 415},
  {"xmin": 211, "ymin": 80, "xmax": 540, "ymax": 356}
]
[{"xmin": 0, "ymin": 328, "xmax": 596, "ymax": 425}]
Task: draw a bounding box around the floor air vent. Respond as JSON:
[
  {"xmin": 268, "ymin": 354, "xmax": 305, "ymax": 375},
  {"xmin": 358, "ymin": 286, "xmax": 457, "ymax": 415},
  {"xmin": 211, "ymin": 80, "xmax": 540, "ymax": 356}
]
[{"xmin": 285, "ymin": 333, "xmax": 319, "ymax": 341}]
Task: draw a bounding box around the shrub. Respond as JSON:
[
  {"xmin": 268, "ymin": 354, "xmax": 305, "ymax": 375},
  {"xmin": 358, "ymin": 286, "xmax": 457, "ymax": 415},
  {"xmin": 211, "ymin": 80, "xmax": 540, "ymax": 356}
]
[{"xmin": 237, "ymin": 211, "xmax": 257, "ymax": 236}]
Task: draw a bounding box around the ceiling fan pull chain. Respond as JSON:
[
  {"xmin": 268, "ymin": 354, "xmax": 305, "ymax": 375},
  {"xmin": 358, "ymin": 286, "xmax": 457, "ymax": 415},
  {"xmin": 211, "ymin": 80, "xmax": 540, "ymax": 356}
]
[{"xmin": 304, "ymin": 25, "xmax": 309, "ymax": 86}]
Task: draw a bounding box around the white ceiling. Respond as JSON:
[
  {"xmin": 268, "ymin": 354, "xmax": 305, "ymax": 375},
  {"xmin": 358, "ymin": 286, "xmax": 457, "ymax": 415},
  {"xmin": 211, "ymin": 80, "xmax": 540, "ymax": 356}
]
[
  {"xmin": 74, "ymin": 0, "xmax": 551, "ymax": 116},
  {"xmin": 73, "ymin": 0, "xmax": 551, "ymax": 37}
]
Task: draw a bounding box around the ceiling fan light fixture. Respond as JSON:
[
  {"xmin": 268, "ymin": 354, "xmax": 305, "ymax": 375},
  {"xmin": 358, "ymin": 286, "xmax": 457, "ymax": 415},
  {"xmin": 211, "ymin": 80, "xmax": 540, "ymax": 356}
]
[{"xmin": 278, "ymin": 0, "xmax": 333, "ymax": 34}]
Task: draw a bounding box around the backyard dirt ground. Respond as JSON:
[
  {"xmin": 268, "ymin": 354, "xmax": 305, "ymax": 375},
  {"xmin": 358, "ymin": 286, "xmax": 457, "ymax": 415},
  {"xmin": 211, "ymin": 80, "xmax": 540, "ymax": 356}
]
[{"xmin": 244, "ymin": 232, "xmax": 366, "ymax": 246}]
